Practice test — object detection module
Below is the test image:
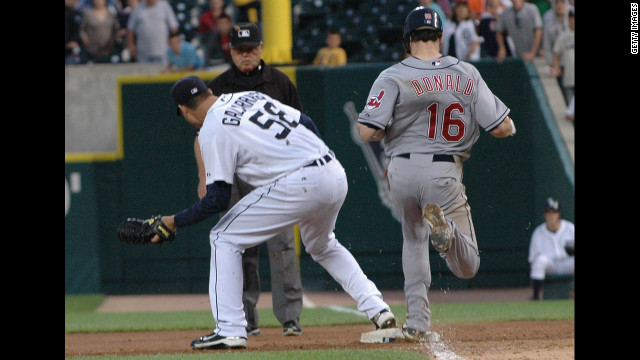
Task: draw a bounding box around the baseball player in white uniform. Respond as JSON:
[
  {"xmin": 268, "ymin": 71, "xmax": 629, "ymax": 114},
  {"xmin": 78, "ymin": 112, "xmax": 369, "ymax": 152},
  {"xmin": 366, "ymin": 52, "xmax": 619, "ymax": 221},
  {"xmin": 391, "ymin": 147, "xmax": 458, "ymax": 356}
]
[
  {"xmin": 357, "ymin": 6, "xmax": 516, "ymax": 342},
  {"xmin": 528, "ymin": 197, "xmax": 575, "ymax": 300},
  {"xmin": 154, "ymin": 76, "xmax": 397, "ymax": 350}
]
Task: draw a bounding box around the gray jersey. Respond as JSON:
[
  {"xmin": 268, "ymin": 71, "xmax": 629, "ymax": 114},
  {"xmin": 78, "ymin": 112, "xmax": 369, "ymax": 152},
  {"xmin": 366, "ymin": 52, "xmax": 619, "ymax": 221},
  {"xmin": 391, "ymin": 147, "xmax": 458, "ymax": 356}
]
[{"xmin": 358, "ymin": 56, "xmax": 510, "ymax": 161}]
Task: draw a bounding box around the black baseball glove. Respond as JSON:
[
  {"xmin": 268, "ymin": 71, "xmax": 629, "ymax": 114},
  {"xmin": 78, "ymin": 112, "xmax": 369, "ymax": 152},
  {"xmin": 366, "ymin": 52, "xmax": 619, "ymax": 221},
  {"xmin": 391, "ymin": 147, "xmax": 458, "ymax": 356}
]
[
  {"xmin": 564, "ymin": 244, "xmax": 575, "ymax": 256},
  {"xmin": 117, "ymin": 216, "xmax": 176, "ymax": 245}
]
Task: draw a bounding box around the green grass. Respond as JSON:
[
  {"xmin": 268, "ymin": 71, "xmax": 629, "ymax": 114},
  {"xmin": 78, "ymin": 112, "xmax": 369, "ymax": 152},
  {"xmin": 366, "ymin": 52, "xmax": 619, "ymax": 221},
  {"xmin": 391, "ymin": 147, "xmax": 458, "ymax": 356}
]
[
  {"xmin": 65, "ymin": 294, "xmax": 574, "ymax": 359},
  {"xmin": 66, "ymin": 349, "xmax": 430, "ymax": 360},
  {"xmin": 65, "ymin": 294, "xmax": 573, "ymax": 333}
]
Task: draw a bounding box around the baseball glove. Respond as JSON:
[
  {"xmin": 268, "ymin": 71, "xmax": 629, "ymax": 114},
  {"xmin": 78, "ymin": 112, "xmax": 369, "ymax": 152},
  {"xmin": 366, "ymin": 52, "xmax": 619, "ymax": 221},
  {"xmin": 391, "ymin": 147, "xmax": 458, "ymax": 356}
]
[{"xmin": 117, "ymin": 216, "xmax": 175, "ymax": 245}]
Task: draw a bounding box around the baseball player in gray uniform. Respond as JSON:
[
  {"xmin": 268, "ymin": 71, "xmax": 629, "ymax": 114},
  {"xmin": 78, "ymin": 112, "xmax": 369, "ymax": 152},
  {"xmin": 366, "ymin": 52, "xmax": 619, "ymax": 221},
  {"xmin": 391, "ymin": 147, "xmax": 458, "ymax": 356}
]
[
  {"xmin": 154, "ymin": 76, "xmax": 397, "ymax": 350},
  {"xmin": 357, "ymin": 6, "xmax": 516, "ymax": 342}
]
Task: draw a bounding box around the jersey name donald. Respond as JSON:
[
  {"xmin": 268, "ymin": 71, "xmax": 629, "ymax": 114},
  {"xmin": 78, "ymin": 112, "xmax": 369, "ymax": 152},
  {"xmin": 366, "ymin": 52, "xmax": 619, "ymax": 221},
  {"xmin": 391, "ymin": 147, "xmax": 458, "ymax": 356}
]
[
  {"xmin": 198, "ymin": 91, "xmax": 330, "ymax": 187},
  {"xmin": 358, "ymin": 56, "xmax": 510, "ymax": 161}
]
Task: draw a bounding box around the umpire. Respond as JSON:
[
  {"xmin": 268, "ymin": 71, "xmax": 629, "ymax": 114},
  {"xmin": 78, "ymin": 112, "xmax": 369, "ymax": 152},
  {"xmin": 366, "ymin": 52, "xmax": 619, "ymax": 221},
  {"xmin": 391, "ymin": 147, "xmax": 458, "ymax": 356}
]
[{"xmin": 193, "ymin": 22, "xmax": 304, "ymax": 336}]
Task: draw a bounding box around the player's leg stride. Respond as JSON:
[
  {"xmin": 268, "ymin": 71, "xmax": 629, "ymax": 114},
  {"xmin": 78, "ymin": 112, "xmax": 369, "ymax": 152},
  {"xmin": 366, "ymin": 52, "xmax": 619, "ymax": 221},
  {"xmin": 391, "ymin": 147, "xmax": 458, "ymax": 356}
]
[
  {"xmin": 401, "ymin": 324, "xmax": 430, "ymax": 343},
  {"xmin": 423, "ymin": 204, "xmax": 452, "ymax": 253},
  {"xmin": 190, "ymin": 332, "xmax": 248, "ymax": 350},
  {"xmin": 371, "ymin": 309, "xmax": 397, "ymax": 329}
]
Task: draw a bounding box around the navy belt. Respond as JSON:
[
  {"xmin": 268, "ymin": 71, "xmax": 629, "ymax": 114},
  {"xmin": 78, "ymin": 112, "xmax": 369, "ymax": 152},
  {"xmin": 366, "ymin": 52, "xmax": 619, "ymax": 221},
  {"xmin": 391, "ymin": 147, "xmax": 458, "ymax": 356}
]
[
  {"xmin": 305, "ymin": 153, "xmax": 333, "ymax": 167},
  {"xmin": 397, "ymin": 153, "xmax": 455, "ymax": 163}
]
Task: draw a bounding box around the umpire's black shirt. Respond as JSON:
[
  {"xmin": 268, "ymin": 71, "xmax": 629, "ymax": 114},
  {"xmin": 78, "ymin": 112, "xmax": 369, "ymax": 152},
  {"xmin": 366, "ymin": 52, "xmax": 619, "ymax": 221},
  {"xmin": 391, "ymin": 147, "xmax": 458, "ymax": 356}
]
[{"xmin": 207, "ymin": 59, "xmax": 304, "ymax": 112}]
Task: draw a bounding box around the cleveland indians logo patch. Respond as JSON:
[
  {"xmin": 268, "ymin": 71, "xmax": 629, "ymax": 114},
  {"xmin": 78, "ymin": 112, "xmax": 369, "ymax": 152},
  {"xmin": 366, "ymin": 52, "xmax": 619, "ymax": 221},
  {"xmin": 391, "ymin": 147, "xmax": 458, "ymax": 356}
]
[{"xmin": 365, "ymin": 89, "xmax": 385, "ymax": 110}]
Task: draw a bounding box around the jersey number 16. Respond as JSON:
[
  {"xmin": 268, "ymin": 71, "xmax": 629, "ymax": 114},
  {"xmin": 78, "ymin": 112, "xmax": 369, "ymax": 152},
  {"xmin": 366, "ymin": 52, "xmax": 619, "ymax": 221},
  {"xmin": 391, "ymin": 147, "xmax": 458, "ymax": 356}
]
[{"xmin": 426, "ymin": 102, "xmax": 465, "ymax": 142}]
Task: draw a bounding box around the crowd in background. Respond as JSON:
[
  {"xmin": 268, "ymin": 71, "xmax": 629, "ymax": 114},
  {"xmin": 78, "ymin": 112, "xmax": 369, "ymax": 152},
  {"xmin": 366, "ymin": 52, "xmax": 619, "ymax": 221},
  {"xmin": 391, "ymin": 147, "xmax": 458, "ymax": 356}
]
[{"xmin": 66, "ymin": 0, "xmax": 574, "ymax": 107}]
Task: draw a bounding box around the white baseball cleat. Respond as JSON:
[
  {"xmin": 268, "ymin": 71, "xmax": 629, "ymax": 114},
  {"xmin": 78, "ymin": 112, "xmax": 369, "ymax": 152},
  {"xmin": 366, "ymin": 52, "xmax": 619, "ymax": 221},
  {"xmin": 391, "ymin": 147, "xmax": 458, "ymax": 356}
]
[
  {"xmin": 190, "ymin": 332, "xmax": 248, "ymax": 350},
  {"xmin": 424, "ymin": 203, "xmax": 452, "ymax": 253},
  {"xmin": 371, "ymin": 309, "xmax": 397, "ymax": 329}
]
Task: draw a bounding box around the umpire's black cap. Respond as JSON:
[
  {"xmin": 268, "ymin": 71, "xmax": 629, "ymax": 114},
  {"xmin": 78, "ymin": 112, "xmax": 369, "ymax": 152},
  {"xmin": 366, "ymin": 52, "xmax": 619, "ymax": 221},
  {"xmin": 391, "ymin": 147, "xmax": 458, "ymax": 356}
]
[
  {"xmin": 170, "ymin": 75, "xmax": 208, "ymax": 116},
  {"xmin": 230, "ymin": 22, "xmax": 261, "ymax": 49}
]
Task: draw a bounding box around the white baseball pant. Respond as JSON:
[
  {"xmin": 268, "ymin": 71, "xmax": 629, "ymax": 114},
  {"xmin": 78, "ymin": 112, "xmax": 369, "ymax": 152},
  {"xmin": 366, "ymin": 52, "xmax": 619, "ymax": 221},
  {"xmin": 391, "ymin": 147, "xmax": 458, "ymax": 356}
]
[{"xmin": 207, "ymin": 158, "xmax": 391, "ymax": 337}]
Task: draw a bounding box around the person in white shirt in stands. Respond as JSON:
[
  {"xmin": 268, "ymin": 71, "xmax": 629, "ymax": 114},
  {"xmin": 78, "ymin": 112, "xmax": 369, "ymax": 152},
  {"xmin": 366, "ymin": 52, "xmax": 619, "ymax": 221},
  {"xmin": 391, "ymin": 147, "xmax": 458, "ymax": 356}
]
[{"xmin": 528, "ymin": 197, "xmax": 574, "ymax": 300}]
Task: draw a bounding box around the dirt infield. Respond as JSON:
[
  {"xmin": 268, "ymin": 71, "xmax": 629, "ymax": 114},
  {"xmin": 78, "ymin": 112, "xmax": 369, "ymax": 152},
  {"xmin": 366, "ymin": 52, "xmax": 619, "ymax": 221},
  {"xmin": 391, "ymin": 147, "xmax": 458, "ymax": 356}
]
[{"xmin": 65, "ymin": 289, "xmax": 575, "ymax": 359}]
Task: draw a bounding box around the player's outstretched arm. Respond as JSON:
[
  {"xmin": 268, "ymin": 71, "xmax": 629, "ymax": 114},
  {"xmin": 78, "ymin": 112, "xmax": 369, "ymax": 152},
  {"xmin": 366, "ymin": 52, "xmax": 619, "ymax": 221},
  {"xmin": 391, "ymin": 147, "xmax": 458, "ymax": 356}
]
[{"xmin": 489, "ymin": 116, "xmax": 516, "ymax": 138}]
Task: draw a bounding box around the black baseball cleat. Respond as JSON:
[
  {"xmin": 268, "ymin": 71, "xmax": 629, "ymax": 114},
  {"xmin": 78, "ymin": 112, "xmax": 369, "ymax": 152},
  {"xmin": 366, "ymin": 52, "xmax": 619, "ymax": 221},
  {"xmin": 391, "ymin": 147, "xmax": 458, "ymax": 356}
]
[
  {"xmin": 282, "ymin": 319, "xmax": 302, "ymax": 336},
  {"xmin": 424, "ymin": 203, "xmax": 452, "ymax": 253},
  {"xmin": 246, "ymin": 326, "xmax": 261, "ymax": 336},
  {"xmin": 371, "ymin": 309, "xmax": 397, "ymax": 329},
  {"xmin": 190, "ymin": 331, "xmax": 248, "ymax": 350}
]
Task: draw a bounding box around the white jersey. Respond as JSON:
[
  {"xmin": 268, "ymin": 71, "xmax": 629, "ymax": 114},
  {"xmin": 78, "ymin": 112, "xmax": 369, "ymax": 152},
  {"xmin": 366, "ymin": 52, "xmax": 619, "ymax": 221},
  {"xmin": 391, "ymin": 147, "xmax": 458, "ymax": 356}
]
[
  {"xmin": 358, "ymin": 56, "xmax": 510, "ymax": 161},
  {"xmin": 442, "ymin": 20, "xmax": 482, "ymax": 61},
  {"xmin": 528, "ymin": 219, "xmax": 575, "ymax": 264},
  {"xmin": 198, "ymin": 91, "xmax": 330, "ymax": 187}
]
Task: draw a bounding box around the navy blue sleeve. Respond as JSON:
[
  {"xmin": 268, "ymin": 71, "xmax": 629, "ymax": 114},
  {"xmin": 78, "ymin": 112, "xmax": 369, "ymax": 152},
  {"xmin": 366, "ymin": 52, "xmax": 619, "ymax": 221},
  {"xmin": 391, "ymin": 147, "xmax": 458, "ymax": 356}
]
[
  {"xmin": 299, "ymin": 113, "xmax": 322, "ymax": 139},
  {"xmin": 174, "ymin": 181, "xmax": 232, "ymax": 228}
]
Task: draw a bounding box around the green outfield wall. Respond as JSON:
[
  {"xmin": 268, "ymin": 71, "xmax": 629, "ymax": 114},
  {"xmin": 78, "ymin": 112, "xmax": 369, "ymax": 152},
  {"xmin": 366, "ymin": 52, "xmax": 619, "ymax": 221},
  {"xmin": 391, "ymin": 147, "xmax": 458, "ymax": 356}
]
[{"xmin": 65, "ymin": 59, "xmax": 574, "ymax": 294}]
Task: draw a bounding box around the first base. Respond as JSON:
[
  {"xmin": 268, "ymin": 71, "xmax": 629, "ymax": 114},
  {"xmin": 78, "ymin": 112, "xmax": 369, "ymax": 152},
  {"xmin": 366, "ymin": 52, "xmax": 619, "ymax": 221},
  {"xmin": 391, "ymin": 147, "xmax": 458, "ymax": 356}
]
[{"xmin": 360, "ymin": 327, "xmax": 405, "ymax": 343}]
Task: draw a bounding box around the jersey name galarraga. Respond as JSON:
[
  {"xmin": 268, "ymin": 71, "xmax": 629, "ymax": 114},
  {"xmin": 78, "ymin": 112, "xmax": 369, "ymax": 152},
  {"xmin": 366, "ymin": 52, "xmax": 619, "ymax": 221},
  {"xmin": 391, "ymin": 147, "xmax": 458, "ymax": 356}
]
[
  {"xmin": 198, "ymin": 91, "xmax": 329, "ymax": 187},
  {"xmin": 358, "ymin": 56, "xmax": 510, "ymax": 160}
]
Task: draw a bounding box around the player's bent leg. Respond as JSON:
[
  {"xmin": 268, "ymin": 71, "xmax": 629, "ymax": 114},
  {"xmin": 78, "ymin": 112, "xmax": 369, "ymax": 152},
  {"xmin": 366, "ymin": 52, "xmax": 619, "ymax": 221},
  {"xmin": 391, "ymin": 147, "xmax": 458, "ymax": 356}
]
[
  {"xmin": 423, "ymin": 203, "xmax": 453, "ymax": 253},
  {"xmin": 439, "ymin": 190, "xmax": 480, "ymax": 279}
]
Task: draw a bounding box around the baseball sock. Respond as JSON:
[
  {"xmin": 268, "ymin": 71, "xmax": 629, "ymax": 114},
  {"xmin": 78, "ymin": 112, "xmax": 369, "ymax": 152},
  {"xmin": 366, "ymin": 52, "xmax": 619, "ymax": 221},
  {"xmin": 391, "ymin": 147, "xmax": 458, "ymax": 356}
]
[{"xmin": 532, "ymin": 279, "xmax": 544, "ymax": 300}]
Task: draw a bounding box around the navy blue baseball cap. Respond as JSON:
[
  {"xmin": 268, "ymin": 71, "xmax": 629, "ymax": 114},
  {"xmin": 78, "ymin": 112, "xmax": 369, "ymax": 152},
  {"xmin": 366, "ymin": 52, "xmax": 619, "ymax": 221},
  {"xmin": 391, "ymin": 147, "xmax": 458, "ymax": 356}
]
[
  {"xmin": 170, "ymin": 75, "xmax": 208, "ymax": 116},
  {"xmin": 544, "ymin": 197, "xmax": 561, "ymax": 212}
]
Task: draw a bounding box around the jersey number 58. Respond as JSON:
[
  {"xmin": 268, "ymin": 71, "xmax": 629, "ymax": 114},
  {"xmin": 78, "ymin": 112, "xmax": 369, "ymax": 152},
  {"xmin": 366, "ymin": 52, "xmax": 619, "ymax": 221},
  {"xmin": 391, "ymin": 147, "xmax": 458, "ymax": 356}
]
[{"xmin": 248, "ymin": 101, "xmax": 299, "ymax": 139}]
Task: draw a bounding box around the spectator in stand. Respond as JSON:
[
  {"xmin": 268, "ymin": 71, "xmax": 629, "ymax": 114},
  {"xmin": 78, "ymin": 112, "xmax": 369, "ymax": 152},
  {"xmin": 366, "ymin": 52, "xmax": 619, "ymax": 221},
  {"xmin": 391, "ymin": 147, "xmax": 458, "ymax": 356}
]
[
  {"xmin": 66, "ymin": 0, "xmax": 83, "ymax": 64},
  {"xmin": 565, "ymin": 95, "xmax": 574, "ymax": 125},
  {"xmin": 465, "ymin": 0, "xmax": 485, "ymax": 20},
  {"xmin": 127, "ymin": 0, "xmax": 179, "ymax": 63},
  {"xmin": 205, "ymin": 13, "xmax": 234, "ymax": 66},
  {"xmin": 116, "ymin": 0, "xmax": 139, "ymax": 62},
  {"xmin": 199, "ymin": 0, "xmax": 232, "ymax": 66},
  {"xmin": 233, "ymin": 0, "xmax": 261, "ymax": 24},
  {"xmin": 478, "ymin": 0, "xmax": 514, "ymax": 58},
  {"xmin": 495, "ymin": 0, "xmax": 543, "ymax": 63},
  {"xmin": 78, "ymin": 0, "xmax": 120, "ymax": 13},
  {"xmin": 162, "ymin": 33, "xmax": 204, "ymax": 73},
  {"xmin": 542, "ymin": 0, "xmax": 571, "ymax": 85},
  {"xmin": 551, "ymin": 7, "xmax": 574, "ymax": 105},
  {"xmin": 79, "ymin": 0, "xmax": 122, "ymax": 64},
  {"xmin": 199, "ymin": 0, "xmax": 229, "ymax": 36},
  {"xmin": 436, "ymin": 0, "xmax": 452, "ymax": 18},
  {"xmin": 442, "ymin": 0, "xmax": 482, "ymax": 61},
  {"xmin": 312, "ymin": 29, "xmax": 348, "ymax": 66},
  {"xmin": 530, "ymin": 0, "xmax": 551, "ymax": 20}
]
